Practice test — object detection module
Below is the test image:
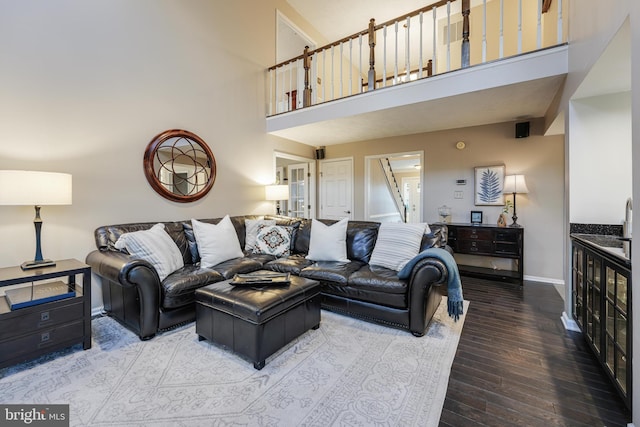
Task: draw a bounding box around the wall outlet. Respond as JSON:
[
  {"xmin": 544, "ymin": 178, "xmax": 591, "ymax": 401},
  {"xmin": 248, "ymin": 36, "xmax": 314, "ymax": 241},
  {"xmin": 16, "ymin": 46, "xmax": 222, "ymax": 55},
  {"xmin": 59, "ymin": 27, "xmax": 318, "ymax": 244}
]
[{"xmin": 454, "ymin": 191, "xmax": 463, "ymax": 199}]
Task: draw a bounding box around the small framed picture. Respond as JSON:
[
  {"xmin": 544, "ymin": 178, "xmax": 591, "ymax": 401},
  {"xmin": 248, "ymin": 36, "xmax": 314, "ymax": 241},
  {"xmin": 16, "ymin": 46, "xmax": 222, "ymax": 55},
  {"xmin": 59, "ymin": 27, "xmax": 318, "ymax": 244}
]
[{"xmin": 470, "ymin": 211, "xmax": 483, "ymax": 224}]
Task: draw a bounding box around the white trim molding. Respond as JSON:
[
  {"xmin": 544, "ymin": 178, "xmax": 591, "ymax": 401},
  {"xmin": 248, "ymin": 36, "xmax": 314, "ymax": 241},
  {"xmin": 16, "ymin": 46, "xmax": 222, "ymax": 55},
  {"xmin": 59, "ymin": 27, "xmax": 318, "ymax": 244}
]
[{"xmin": 561, "ymin": 311, "xmax": 580, "ymax": 332}]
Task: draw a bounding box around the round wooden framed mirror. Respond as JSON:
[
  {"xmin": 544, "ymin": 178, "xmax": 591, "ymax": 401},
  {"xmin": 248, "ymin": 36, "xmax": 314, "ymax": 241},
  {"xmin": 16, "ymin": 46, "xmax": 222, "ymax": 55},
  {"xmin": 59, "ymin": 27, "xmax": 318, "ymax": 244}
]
[{"xmin": 143, "ymin": 129, "xmax": 216, "ymax": 203}]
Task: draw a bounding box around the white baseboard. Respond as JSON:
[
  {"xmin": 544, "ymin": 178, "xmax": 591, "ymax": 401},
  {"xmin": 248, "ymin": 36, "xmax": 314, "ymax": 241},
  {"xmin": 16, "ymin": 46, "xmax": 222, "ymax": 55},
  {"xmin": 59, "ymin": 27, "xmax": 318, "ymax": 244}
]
[
  {"xmin": 524, "ymin": 275, "xmax": 565, "ymax": 285},
  {"xmin": 561, "ymin": 311, "xmax": 581, "ymax": 332},
  {"xmin": 91, "ymin": 306, "xmax": 105, "ymax": 318}
]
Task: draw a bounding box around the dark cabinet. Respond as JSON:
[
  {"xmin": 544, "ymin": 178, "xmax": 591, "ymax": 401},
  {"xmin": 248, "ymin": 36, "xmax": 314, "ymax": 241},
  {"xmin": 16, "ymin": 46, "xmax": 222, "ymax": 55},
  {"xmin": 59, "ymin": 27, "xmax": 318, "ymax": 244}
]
[
  {"xmin": 446, "ymin": 223, "xmax": 524, "ymax": 285},
  {"xmin": 571, "ymin": 237, "xmax": 631, "ymax": 410},
  {"xmin": 0, "ymin": 259, "xmax": 91, "ymax": 369}
]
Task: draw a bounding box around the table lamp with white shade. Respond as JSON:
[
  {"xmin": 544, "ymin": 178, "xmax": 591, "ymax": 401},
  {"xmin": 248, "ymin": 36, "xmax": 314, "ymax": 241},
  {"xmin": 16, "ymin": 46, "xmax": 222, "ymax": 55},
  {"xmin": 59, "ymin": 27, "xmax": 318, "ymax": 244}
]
[
  {"xmin": 0, "ymin": 170, "xmax": 72, "ymax": 270},
  {"xmin": 265, "ymin": 184, "xmax": 288, "ymax": 215},
  {"xmin": 503, "ymin": 174, "xmax": 529, "ymax": 228}
]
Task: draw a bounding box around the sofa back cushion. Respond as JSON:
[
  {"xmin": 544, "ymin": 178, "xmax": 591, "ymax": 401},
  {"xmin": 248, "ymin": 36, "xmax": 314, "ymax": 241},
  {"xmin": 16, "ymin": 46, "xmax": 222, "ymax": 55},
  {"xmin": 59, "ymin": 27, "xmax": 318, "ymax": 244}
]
[
  {"xmin": 420, "ymin": 223, "xmax": 448, "ymax": 251},
  {"xmin": 94, "ymin": 221, "xmax": 192, "ymax": 265}
]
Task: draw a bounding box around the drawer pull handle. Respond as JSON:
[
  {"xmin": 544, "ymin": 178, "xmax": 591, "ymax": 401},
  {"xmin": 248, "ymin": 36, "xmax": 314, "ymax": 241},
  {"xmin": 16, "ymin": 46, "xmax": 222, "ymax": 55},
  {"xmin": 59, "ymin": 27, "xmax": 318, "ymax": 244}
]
[
  {"xmin": 41, "ymin": 332, "xmax": 50, "ymax": 342},
  {"xmin": 41, "ymin": 311, "xmax": 50, "ymax": 322}
]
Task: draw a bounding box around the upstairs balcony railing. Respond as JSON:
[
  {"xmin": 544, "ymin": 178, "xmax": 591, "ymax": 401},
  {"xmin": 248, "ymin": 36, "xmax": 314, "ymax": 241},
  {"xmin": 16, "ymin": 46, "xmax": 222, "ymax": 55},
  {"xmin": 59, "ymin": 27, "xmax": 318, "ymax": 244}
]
[{"xmin": 266, "ymin": 0, "xmax": 566, "ymax": 116}]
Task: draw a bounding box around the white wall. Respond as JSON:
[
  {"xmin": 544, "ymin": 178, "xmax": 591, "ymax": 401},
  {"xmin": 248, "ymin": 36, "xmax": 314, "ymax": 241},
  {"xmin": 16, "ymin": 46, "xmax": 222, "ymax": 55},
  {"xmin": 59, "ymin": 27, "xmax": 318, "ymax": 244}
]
[
  {"xmin": 0, "ymin": 0, "xmax": 313, "ymax": 310},
  {"xmin": 328, "ymin": 119, "xmax": 565, "ymax": 283},
  {"xmin": 569, "ymin": 92, "xmax": 632, "ymax": 224}
]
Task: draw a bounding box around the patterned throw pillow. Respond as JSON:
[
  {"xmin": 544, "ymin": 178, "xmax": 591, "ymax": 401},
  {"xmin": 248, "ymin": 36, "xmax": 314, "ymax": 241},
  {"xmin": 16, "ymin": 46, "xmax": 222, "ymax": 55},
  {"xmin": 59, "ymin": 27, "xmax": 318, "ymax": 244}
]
[
  {"xmin": 255, "ymin": 225, "xmax": 294, "ymax": 257},
  {"xmin": 369, "ymin": 222, "xmax": 427, "ymax": 271},
  {"xmin": 245, "ymin": 218, "xmax": 277, "ymax": 252}
]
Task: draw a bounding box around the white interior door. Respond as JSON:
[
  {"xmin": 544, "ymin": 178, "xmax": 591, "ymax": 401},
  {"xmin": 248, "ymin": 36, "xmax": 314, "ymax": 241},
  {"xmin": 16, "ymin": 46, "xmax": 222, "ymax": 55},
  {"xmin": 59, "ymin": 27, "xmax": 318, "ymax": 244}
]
[
  {"xmin": 320, "ymin": 158, "xmax": 354, "ymax": 220},
  {"xmin": 287, "ymin": 163, "xmax": 309, "ymax": 218},
  {"xmin": 403, "ymin": 177, "xmax": 422, "ymax": 223}
]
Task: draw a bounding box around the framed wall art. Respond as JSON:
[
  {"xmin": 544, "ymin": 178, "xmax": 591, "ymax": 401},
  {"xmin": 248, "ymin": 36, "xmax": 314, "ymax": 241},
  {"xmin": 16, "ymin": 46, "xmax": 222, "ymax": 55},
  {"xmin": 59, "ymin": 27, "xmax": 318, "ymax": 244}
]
[{"xmin": 474, "ymin": 165, "xmax": 505, "ymax": 206}]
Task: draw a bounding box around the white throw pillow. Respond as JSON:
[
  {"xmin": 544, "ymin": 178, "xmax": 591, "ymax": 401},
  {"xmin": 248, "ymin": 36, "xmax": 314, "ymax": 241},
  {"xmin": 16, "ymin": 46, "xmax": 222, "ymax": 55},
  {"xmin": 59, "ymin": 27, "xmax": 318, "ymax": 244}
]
[
  {"xmin": 191, "ymin": 216, "xmax": 244, "ymax": 268},
  {"xmin": 114, "ymin": 223, "xmax": 184, "ymax": 282},
  {"xmin": 306, "ymin": 218, "xmax": 349, "ymax": 262},
  {"xmin": 255, "ymin": 225, "xmax": 294, "ymax": 257},
  {"xmin": 369, "ymin": 223, "xmax": 427, "ymax": 271},
  {"xmin": 245, "ymin": 218, "xmax": 276, "ymax": 252}
]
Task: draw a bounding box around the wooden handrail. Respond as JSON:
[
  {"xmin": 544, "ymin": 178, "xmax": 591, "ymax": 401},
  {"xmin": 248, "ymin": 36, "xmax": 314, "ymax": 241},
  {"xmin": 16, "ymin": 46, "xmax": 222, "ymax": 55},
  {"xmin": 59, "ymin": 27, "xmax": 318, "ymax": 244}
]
[{"xmin": 268, "ymin": 0, "xmax": 456, "ymax": 71}]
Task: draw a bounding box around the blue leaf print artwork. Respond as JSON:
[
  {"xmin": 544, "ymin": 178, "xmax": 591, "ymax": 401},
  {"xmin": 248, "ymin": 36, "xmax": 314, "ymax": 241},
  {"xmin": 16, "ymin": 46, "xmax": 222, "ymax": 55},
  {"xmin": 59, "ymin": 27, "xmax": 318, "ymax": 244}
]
[{"xmin": 477, "ymin": 169, "xmax": 502, "ymax": 203}]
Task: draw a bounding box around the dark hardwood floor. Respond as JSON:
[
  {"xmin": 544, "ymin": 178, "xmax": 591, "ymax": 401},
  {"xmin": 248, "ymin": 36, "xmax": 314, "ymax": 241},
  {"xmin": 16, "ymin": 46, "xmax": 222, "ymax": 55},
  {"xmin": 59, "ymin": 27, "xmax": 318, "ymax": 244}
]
[{"xmin": 440, "ymin": 277, "xmax": 631, "ymax": 427}]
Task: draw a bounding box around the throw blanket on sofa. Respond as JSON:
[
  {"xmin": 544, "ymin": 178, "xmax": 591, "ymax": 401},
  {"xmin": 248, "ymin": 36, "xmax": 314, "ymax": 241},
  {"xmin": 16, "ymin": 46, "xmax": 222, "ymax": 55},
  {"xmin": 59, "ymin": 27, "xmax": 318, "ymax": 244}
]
[{"xmin": 398, "ymin": 248, "xmax": 464, "ymax": 321}]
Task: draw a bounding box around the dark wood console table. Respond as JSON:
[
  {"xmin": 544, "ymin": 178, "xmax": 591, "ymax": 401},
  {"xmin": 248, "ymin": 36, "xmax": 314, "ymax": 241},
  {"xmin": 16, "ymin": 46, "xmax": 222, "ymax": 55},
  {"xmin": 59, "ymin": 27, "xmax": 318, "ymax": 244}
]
[
  {"xmin": 446, "ymin": 223, "xmax": 524, "ymax": 286},
  {"xmin": 0, "ymin": 259, "xmax": 91, "ymax": 369}
]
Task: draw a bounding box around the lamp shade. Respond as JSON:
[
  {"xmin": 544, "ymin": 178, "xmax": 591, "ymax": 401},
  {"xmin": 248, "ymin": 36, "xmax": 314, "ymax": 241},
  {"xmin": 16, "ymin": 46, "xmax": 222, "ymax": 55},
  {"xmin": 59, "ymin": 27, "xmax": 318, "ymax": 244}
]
[
  {"xmin": 0, "ymin": 170, "xmax": 72, "ymax": 205},
  {"xmin": 265, "ymin": 184, "xmax": 289, "ymax": 201},
  {"xmin": 503, "ymin": 175, "xmax": 529, "ymax": 194}
]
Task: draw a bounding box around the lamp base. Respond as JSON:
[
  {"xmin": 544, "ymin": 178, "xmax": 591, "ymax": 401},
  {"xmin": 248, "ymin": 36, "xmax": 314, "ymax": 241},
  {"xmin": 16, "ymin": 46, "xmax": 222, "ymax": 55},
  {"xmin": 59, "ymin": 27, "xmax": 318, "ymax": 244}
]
[{"xmin": 21, "ymin": 259, "xmax": 56, "ymax": 271}]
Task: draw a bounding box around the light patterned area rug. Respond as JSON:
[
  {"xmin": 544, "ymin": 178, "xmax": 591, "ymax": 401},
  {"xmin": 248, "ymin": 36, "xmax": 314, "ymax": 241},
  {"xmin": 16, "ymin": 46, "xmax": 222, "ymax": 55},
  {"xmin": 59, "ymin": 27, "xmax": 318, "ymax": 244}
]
[{"xmin": 0, "ymin": 298, "xmax": 468, "ymax": 427}]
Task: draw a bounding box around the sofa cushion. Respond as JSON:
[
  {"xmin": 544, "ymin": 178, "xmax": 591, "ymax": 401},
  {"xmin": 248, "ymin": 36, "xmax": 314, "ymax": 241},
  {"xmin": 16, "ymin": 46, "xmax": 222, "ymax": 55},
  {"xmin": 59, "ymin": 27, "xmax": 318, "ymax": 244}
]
[
  {"xmin": 320, "ymin": 264, "xmax": 409, "ymax": 309},
  {"xmin": 369, "ymin": 223, "xmax": 426, "ymax": 271},
  {"xmin": 192, "ymin": 216, "xmax": 244, "ymax": 268},
  {"xmin": 263, "ymin": 254, "xmax": 314, "ymax": 275},
  {"xmin": 306, "ymin": 218, "xmax": 349, "ymax": 262},
  {"xmin": 346, "ymin": 221, "xmax": 380, "ymax": 263},
  {"xmin": 114, "ymin": 223, "xmax": 185, "ymax": 282},
  {"xmin": 255, "ymin": 225, "xmax": 295, "ymax": 257},
  {"xmin": 161, "ymin": 264, "xmax": 224, "ymax": 309},
  {"xmin": 300, "ymin": 260, "xmax": 365, "ymax": 285},
  {"xmin": 211, "ymin": 257, "xmax": 263, "ymax": 280}
]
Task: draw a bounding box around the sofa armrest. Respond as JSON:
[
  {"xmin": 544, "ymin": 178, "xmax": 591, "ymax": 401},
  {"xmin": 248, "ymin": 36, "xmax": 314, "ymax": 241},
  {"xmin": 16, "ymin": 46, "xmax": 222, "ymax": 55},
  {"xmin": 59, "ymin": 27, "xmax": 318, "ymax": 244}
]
[
  {"xmin": 86, "ymin": 249, "xmax": 161, "ymax": 339},
  {"xmin": 406, "ymin": 257, "xmax": 448, "ymax": 335}
]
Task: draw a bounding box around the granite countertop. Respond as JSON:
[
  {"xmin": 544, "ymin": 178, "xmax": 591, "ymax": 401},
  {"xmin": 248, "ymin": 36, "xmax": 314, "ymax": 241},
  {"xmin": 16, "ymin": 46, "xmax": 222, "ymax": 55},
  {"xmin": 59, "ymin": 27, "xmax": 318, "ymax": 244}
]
[{"xmin": 571, "ymin": 233, "xmax": 631, "ymax": 266}]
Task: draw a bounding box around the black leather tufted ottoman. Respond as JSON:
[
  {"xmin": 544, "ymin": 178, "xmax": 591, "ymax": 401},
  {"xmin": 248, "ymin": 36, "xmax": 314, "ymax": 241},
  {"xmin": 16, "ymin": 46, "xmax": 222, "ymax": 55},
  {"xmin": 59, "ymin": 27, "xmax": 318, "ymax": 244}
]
[{"xmin": 195, "ymin": 272, "xmax": 321, "ymax": 369}]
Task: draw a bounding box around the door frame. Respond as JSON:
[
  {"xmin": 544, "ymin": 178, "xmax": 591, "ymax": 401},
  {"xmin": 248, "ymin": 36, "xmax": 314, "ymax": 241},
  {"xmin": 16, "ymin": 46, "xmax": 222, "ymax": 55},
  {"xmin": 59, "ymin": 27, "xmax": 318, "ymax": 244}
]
[
  {"xmin": 364, "ymin": 151, "xmax": 424, "ymax": 222},
  {"xmin": 319, "ymin": 157, "xmax": 354, "ymax": 220},
  {"xmin": 274, "ymin": 151, "xmax": 316, "ymax": 218},
  {"xmin": 402, "ymin": 176, "xmax": 422, "ymax": 224}
]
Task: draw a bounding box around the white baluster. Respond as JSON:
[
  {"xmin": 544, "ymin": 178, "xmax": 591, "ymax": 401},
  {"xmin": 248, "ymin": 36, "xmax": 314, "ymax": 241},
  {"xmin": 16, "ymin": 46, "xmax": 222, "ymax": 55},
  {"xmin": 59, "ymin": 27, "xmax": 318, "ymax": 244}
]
[
  {"xmin": 280, "ymin": 64, "xmax": 285, "ymax": 113},
  {"xmin": 499, "ymin": 0, "xmax": 504, "ymax": 58},
  {"xmin": 331, "ymin": 45, "xmax": 335, "ymax": 101},
  {"xmin": 446, "ymin": 1, "xmax": 451, "ymax": 72},
  {"xmin": 312, "ymin": 52, "xmax": 318, "ymax": 105},
  {"xmin": 537, "ymin": 0, "xmax": 542, "ymax": 49},
  {"xmin": 518, "ymin": 0, "xmax": 522, "ymax": 54},
  {"xmin": 482, "ymin": 0, "xmax": 487, "ymax": 63},
  {"xmin": 288, "ymin": 61, "xmax": 293, "ymax": 110},
  {"xmin": 394, "ymin": 21, "xmax": 399, "ymax": 84},
  {"xmin": 349, "ymin": 38, "xmax": 353, "ymax": 95},
  {"xmin": 405, "ymin": 16, "xmax": 410, "ymax": 82},
  {"xmin": 383, "ymin": 25, "xmax": 387, "ymax": 87},
  {"xmin": 358, "ymin": 34, "xmax": 363, "ymax": 92},
  {"xmin": 419, "ymin": 11, "xmax": 424, "ymax": 79},
  {"xmin": 432, "ymin": 7, "xmax": 437, "ymax": 74},
  {"xmin": 322, "ymin": 49, "xmax": 326, "ymax": 102},
  {"xmin": 340, "ymin": 42, "xmax": 344, "ymax": 98},
  {"xmin": 557, "ymin": 0, "xmax": 563, "ymax": 44},
  {"xmin": 269, "ymin": 69, "xmax": 274, "ymax": 116}
]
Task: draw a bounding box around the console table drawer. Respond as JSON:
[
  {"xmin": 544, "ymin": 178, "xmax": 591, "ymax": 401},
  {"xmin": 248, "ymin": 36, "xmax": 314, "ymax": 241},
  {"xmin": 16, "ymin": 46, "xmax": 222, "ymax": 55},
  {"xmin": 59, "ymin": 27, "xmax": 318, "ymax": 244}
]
[
  {"xmin": 0, "ymin": 320, "xmax": 84, "ymax": 362},
  {"xmin": 458, "ymin": 240, "xmax": 493, "ymax": 254},
  {"xmin": 0, "ymin": 299, "xmax": 83, "ymax": 341},
  {"xmin": 458, "ymin": 228, "xmax": 493, "ymax": 240}
]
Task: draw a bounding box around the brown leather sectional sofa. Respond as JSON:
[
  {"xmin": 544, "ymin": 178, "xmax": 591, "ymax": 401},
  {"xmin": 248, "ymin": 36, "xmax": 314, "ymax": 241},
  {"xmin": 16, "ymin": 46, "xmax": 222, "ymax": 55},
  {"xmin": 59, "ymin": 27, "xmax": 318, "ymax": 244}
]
[{"xmin": 86, "ymin": 215, "xmax": 450, "ymax": 340}]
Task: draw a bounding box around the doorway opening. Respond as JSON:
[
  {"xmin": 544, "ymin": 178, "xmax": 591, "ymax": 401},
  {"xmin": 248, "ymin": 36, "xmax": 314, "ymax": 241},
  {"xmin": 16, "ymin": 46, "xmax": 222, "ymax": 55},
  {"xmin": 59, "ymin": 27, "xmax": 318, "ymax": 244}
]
[{"xmin": 364, "ymin": 151, "xmax": 423, "ymax": 223}]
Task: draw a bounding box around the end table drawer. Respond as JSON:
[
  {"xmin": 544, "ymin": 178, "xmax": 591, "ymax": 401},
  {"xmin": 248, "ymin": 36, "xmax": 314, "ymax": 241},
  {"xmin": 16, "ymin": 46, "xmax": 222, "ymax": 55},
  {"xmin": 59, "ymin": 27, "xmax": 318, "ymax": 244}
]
[
  {"xmin": 0, "ymin": 320, "xmax": 84, "ymax": 362},
  {"xmin": 458, "ymin": 228, "xmax": 493, "ymax": 240},
  {"xmin": 0, "ymin": 299, "xmax": 83, "ymax": 341}
]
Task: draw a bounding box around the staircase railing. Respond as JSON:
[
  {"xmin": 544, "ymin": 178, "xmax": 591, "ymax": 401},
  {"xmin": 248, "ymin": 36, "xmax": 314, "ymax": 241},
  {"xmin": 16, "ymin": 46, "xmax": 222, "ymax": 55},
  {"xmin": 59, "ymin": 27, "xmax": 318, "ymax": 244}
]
[
  {"xmin": 267, "ymin": 0, "xmax": 566, "ymax": 116},
  {"xmin": 380, "ymin": 158, "xmax": 407, "ymax": 223}
]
